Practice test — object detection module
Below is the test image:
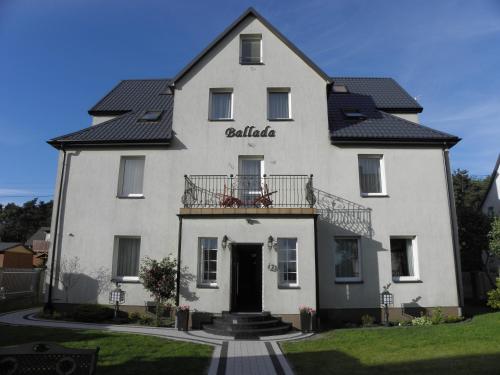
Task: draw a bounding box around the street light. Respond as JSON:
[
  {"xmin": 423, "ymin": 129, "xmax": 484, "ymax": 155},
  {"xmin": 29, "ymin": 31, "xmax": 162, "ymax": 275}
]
[{"xmin": 380, "ymin": 283, "xmax": 393, "ymax": 326}]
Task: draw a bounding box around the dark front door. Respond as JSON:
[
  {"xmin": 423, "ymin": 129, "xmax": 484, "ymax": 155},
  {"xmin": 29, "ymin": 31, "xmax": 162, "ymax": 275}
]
[{"xmin": 231, "ymin": 244, "xmax": 262, "ymax": 312}]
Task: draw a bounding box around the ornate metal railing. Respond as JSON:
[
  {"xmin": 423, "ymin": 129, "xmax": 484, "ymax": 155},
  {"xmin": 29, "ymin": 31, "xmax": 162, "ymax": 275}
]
[
  {"xmin": 182, "ymin": 174, "xmax": 315, "ymax": 208},
  {"xmin": 182, "ymin": 174, "xmax": 373, "ymax": 237}
]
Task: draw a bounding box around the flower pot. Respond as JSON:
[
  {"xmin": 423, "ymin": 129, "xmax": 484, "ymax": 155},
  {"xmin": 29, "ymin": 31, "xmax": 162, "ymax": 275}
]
[
  {"xmin": 176, "ymin": 310, "xmax": 189, "ymax": 331},
  {"xmin": 300, "ymin": 312, "xmax": 311, "ymax": 333}
]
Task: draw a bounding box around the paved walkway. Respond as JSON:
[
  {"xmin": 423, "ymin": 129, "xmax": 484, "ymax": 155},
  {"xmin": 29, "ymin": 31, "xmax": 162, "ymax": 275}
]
[{"xmin": 0, "ymin": 308, "xmax": 312, "ymax": 375}]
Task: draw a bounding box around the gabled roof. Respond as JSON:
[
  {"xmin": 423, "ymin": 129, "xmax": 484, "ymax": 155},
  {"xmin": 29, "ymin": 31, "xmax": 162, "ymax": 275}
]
[
  {"xmin": 171, "ymin": 7, "xmax": 331, "ymax": 86},
  {"xmin": 481, "ymin": 153, "xmax": 500, "ymax": 210},
  {"xmin": 328, "ymin": 91, "xmax": 459, "ymax": 146},
  {"xmin": 49, "ymin": 79, "xmax": 173, "ymax": 148},
  {"xmin": 25, "ymin": 226, "xmax": 50, "ymax": 247},
  {"xmin": 331, "ymin": 77, "xmax": 423, "ymax": 112},
  {"xmin": 0, "ymin": 242, "xmax": 28, "ymax": 253}
]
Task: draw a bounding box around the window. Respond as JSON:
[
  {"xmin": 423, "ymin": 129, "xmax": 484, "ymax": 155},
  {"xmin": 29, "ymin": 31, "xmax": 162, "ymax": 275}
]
[
  {"xmin": 278, "ymin": 238, "xmax": 298, "ymax": 286},
  {"xmin": 343, "ymin": 109, "xmax": 366, "ymax": 119},
  {"xmin": 333, "ymin": 84, "xmax": 349, "ymax": 93},
  {"xmin": 138, "ymin": 111, "xmax": 163, "ymax": 122},
  {"xmin": 115, "ymin": 237, "xmax": 140, "ymax": 281},
  {"xmin": 238, "ymin": 156, "xmax": 264, "ymax": 203},
  {"xmin": 118, "ymin": 156, "xmax": 145, "ymax": 197},
  {"xmin": 240, "ymin": 34, "xmax": 262, "ymax": 64},
  {"xmin": 334, "ymin": 237, "xmax": 361, "ymax": 282},
  {"xmin": 199, "ymin": 238, "xmax": 218, "ymax": 286},
  {"xmin": 390, "ymin": 237, "xmax": 419, "ymax": 281},
  {"xmin": 268, "ymin": 89, "xmax": 291, "ymax": 120},
  {"xmin": 358, "ymin": 155, "xmax": 386, "ymax": 196},
  {"xmin": 209, "ymin": 89, "xmax": 233, "ymax": 120}
]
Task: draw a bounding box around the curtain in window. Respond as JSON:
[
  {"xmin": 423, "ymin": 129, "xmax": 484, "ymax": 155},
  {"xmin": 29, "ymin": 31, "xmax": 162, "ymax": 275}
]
[
  {"xmin": 359, "ymin": 157, "xmax": 381, "ymax": 193},
  {"xmin": 117, "ymin": 238, "xmax": 140, "ymax": 277},
  {"xmin": 121, "ymin": 158, "xmax": 145, "ymax": 196},
  {"xmin": 239, "ymin": 159, "xmax": 262, "ymax": 203},
  {"xmin": 406, "ymin": 239, "xmax": 414, "ymax": 277},
  {"xmin": 241, "ymin": 39, "xmax": 261, "ymax": 62},
  {"xmin": 390, "ymin": 238, "xmax": 414, "ymax": 277},
  {"xmin": 335, "ymin": 239, "xmax": 359, "ymax": 278},
  {"xmin": 211, "ymin": 92, "xmax": 231, "ymax": 119},
  {"xmin": 268, "ymin": 92, "xmax": 289, "ymax": 119}
]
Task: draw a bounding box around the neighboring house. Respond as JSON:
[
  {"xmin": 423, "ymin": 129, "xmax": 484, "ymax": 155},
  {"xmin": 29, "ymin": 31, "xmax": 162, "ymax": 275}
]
[
  {"xmin": 26, "ymin": 227, "xmax": 51, "ymax": 267},
  {"xmin": 0, "ymin": 243, "xmax": 34, "ymax": 268},
  {"xmin": 481, "ymin": 154, "xmax": 500, "ymax": 218},
  {"xmin": 46, "ymin": 8, "xmax": 462, "ymax": 327}
]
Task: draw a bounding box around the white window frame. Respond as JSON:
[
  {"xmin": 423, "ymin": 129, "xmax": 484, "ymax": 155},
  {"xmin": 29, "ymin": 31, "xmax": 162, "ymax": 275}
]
[
  {"xmin": 113, "ymin": 236, "xmax": 141, "ymax": 283},
  {"xmin": 277, "ymin": 238, "xmax": 299, "ymax": 288},
  {"xmin": 267, "ymin": 88, "xmax": 292, "ymax": 120},
  {"xmin": 390, "ymin": 236, "xmax": 420, "ymax": 282},
  {"xmin": 358, "ymin": 154, "xmax": 387, "ymax": 197},
  {"xmin": 239, "ymin": 34, "xmax": 263, "ymax": 64},
  {"xmin": 198, "ymin": 237, "xmax": 218, "ymax": 287},
  {"xmin": 117, "ymin": 156, "xmax": 145, "ymax": 198},
  {"xmin": 334, "ymin": 236, "xmax": 362, "ymax": 282},
  {"xmin": 238, "ymin": 156, "xmax": 265, "ymax": 202},
  {"xmin": 209, "ymin": 88, "xmax": 234, "ymax": 121}
]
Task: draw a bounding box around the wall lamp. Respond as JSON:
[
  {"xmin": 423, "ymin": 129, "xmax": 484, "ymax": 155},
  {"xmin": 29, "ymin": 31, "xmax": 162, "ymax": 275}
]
[
  {"xmin": 222, "ymin": 235, "xmax": 231, "ymax": 250},
  {"xmin": 267, "ymin": 235, "xmax": 277, "ymax": 251}
]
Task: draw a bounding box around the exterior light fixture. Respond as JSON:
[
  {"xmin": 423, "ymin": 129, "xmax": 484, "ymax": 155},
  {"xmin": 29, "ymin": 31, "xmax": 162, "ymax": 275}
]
[
  {"xmin": 222, "ymin": 235, "xmax": 229, "ymax": 250},
  {"xmin": 267, "ymin": 236, "xmax": 275, "ymax": 251},
  {"xmin": 0, "ymin": 286, "xmax": 6, "ymax": 301},
  {"xmin": 109, "ymin": 281, "xmax": 125, "ymax": 320},
  {"xmin": 380, "ymin": 283, "xmax": 393, "ymax": 326}
]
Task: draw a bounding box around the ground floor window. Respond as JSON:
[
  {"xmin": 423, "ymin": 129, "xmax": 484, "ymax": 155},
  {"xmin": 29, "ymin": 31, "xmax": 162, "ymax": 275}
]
[
  {"xmin": 114, "ymin": 236, "xmax": 141, "ymax": 281},
  {"xmin": 277, "ymin": 238, "xmax": 298, "ymax": 287},
  {"xmin": 334, "ymin": 237, "xmax": 361, "ymax": 282},
  {"xmin": 199, "ymin": 238, "xmax": 218, "ymax": 286},
  {"xmin": 390, "ymin": 237, "xmax": 419, "ymax": 281}
]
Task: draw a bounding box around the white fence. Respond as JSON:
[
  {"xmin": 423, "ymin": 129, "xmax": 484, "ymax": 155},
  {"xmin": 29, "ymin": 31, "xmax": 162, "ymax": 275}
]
[{"xmin": 0, "ymin": 268, "xmax": 44, "ymax": 301}]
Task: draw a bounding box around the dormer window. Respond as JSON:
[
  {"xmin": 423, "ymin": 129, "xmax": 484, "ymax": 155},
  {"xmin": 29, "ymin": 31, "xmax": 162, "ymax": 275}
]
[
  {"xmin": 343, "ymin": 109, "xmax": 366, "ymax": 119},
  {"xmin": 240, "ymin": 34, "xmax": 262, "ymax": 64},
  {"xmin": 333, "ymin": 84, "xmax": 349, "ymax": 93},
  {"xmin": 138, "ymin": 111, "xmax": 163, "ymax": 122}
]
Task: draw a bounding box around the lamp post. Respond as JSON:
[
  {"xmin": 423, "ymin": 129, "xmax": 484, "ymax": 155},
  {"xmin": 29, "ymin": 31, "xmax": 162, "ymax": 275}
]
[
  {"xmin": 380, "ymin": 283, "xmax": 393, "ymax": 327},
  {"xmin": 109, "ymin": 281, "xmax": 125, "ymax": 321}
]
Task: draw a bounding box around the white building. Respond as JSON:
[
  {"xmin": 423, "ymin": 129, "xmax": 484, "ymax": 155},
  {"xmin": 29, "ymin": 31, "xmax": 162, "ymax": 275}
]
[
  {"xmin": 47, "ymin": 8, "xmax": 462, "ymax": 331},
  {"xmin": 481, "ymin": 154, "xmax": 500, "ymax": 218}
]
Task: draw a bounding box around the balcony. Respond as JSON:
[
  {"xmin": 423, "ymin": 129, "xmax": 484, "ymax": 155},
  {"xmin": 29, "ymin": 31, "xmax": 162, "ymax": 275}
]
[
  {"xmin": 181, "ymin": 174, "xmax": 372, "ymax": 236},
  {"xmin": 182, "ymin": 174, "xmax": 315, "ymax": 209}
]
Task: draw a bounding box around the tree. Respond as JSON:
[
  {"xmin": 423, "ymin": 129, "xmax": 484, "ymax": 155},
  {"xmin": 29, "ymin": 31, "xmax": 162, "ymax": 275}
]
[
  {"xmin": 0, "ymin": 199, "xmax": 53, "ymax": 242},
  {"xmin": 139, "ymin": 256, "xmax": 177, "ymax": 326},
  {"xmin": 452, "ymin": 170, "xmax": 491, "ymax": 274}
]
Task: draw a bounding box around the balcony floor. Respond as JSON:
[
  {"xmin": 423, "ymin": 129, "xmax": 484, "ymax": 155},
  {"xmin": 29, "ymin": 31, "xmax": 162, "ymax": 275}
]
[{"xmin": 179, "ymin": 207, "xmax": 317, "ymax": 216}]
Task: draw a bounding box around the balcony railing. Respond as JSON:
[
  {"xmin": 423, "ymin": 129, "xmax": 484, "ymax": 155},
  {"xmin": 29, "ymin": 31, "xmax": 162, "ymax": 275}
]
[
  {"xmin": 182, "ymin": 174, "xmax": 373, "ymax": 237},
  {"xmin": 182, "ymin": 174, "xmax": 315, "ymax": 208}
]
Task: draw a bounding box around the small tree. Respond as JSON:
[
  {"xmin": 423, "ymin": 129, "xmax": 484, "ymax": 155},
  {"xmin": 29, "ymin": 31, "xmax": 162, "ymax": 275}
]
[
  {"xmin": 139, "ymin": 256, "xmax": 177, "ymax": 326},
  {"xmin": 486, "ymin": 217, "xmax": 500, "ymax": 309}
]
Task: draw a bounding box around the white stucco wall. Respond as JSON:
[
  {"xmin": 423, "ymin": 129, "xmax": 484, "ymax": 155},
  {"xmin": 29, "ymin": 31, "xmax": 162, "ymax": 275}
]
[
  {"xmin": 91, "ymin": 116, "xmax": 116, "ymax": 126},
  {"xmin": 47, "ymin": 15, "xmax": 460, "ymax": 313},
  {"xmin": 482, "ymin": 169, "xmax": 500, "ymax": 216},
  {"xmin": 391, "ymin": 113, "xmax": 419, "ymax": 123}
]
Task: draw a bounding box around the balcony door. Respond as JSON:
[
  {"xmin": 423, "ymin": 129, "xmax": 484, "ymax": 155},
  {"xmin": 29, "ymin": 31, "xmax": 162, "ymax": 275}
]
[{"xmin": 238, "ymin": 156, "xmax": 264, "ymax": 205}]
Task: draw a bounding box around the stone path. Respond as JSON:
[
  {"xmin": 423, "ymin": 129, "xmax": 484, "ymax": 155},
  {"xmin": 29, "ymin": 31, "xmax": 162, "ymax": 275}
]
[{"xmin": 0, "ymin": 308, "xmax": 311, "ymax": 374}]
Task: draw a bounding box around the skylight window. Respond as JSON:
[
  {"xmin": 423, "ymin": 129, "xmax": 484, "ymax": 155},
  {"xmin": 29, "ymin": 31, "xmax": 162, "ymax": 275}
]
[
  {"xmin": 343, "ymin": 109, "xmax": 366, "ymax": 119},
  {"xmin": 139, "ymin": 111, "xmax": 163, "ymax": 122},
  {"xmin": 333, "ymin": 84, "xmax": 349, "ymax": 93}
]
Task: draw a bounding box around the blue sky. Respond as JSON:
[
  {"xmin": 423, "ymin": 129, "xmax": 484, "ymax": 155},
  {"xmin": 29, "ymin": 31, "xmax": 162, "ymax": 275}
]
[{"xmin": 1, "ymin": 0, "xmax": 499, "ymax": 204}]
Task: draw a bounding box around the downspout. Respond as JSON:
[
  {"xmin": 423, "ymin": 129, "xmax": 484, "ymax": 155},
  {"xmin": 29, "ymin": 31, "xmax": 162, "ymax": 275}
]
[
  {"xmin": 443, "ymin": 146, "xmax": 464, "ymax": 312},
  {"xmin": 45, "ymin": 147, "xmax": 67, "ymax": 313},
  {"xmin": 313, "ymin": 214, "xmax": 320, "ymax": 325},
  {"xmin": 175, "ymin": 216, "xmax": 183, "ymax": 306}
]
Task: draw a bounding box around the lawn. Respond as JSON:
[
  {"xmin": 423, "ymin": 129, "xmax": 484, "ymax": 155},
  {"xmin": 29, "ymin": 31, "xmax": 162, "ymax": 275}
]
[
  {"xmin": 0, "ymin": 324, "xmax": 213, "ymax": 375},
  {"xmin": 282, "ymin": 312, "xmax": 500, "ymax": 375}
]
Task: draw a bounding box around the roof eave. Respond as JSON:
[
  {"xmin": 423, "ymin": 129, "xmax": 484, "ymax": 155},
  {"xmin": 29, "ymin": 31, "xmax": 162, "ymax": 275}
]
[
  {"xmin": 330, "ymin": 136, "xmax": 461, "ymax": 148},
  {"xmin": 47, "ymin": 138, "xmax": 171, "ymax": 150},
  {"xmin": 170, "ymin": 7, "xmax": 331, "ymax": 88}
]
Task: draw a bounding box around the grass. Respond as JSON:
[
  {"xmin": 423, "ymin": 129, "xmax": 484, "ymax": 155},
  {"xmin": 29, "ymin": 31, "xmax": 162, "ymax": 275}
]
[
  {"xmin": 0, "ymin": 324, "xmax": 213, "ymax": 375},
  {"xmin": 282, "ymin": 312, "xmax": 500, "ymax": 375}
]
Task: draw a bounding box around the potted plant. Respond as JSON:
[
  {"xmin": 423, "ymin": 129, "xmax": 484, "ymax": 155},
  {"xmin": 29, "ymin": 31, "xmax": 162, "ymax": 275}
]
[
  {"xmin": 176, "ymin": 305, "xmax": 190, "ymax": 331},
  {"xmin": 299, "ymin": 305, "xmax": 316, "ymax": 333}
]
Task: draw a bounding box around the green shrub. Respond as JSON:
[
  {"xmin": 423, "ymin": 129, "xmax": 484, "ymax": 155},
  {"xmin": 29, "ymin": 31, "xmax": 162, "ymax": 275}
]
[
  {"xmin": 445, "ymin": 315, "xmax": 464, "ymax": 323},
  {"xmin": 411, "ymin": 315, "xmax": 433, "ymax": 326},
  {"xmin": 487, "ymin": 278, "xmax": 500, "ymax": 310},
  {"xmin": 431, "ymin": 307, "xmax": 446, "ymax": 325},
  {"xmin": 71, "ymin": 304, "xmax": 115, "ymax": 322},
  {"xmin": 361, "ymin": 314, "xmax": 375, "ymax": 326},
  {"xmin": 398, "ymin": 320, "xmax": 412, "ymax": 327}
]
